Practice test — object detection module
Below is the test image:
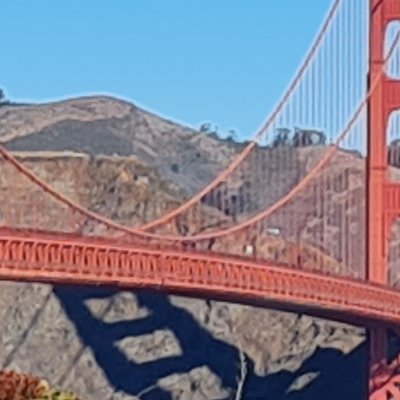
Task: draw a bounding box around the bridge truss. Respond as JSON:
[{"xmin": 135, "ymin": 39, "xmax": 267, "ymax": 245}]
[{"xmin": 1, "ymin": 0, "xmax": 400, "ymax": 398}]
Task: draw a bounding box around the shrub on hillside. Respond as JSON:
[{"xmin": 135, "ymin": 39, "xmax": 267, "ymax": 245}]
[{"xmin": 0, "ymin": 370, "xmax": 80, "ymax": 400}]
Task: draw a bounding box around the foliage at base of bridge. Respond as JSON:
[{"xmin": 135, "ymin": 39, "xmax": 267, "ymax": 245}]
[
  {"xmin": 370, "ymin": 355, "xmax": 400, "ymax": 400},
  {"xmin": 0, "ymin": 370, "xmax": 80, "ymax": 400},
  {"xmin": 370, "ymin": 376, "xmax": 400, "ymax": 399}
]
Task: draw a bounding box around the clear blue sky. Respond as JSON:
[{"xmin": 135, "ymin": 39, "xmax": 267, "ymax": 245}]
[{"xmin": 1, "ymin": 0, "xmax": 332, "ymax": 137}]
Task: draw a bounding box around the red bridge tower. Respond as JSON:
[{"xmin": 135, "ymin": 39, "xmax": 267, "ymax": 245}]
[{"xmin": 368, "ymin": 0, "xmax": 400, "ymax": 396}]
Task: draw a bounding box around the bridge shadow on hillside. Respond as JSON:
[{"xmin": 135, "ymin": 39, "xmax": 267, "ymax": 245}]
[{"xmin": 54, "ymin": 287, "xmax": 375, "ymax": 399}]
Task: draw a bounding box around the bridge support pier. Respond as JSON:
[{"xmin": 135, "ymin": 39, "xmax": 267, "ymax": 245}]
[{"xmin": 368, "ymin": 0, "xmax": 400, "ymax": 398}]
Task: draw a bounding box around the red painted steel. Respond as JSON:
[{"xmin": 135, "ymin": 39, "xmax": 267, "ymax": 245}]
[
  {"xmin": 0, "ymin": 0, "xmax": 399, "ymax": 398},
  {"xmin": 368, "ymin": 0, "xmax": 400, "ymax": 397},
  {"xmin": 380, "ymin": 0, "xmax": 400, "ymax": 23},
  {"xmin": 367, "ymin": 0, "xmax": 389, "ymax": 394},
  {"xmin": 2, "ymin": 227, "xmax": 400, "ymax": 327}
]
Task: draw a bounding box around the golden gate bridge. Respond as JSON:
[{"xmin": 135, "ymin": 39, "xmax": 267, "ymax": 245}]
[{"xmin": 0, "ymin": 0, "xmax": 400, "ymax": 398}]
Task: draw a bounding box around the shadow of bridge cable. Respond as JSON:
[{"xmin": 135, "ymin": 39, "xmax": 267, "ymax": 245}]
[{"xmin": 54, "ymin": 286, "xmax": 375, "ymax": 400}]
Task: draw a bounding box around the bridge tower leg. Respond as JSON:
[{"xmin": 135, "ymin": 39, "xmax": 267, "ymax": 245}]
[{"xmin": 367, "ymin": 0, "xmax": 400, "ymax": 398}]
